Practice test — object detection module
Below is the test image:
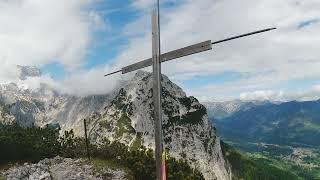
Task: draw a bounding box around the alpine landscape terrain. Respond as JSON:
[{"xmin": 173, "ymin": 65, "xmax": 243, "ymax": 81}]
[
  {"xmin": 0, "ymin": 0, "xmax": 319, "ymax": 180},
  {"xmin": 204, "ymin": 100, "xmax": 320, "ymax": 179},
  {"xmin": 1, "ymin": 67, "xmax": 315, "ymax": 179}
]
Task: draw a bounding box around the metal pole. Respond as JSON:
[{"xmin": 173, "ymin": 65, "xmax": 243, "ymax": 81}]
[
  {"xmin": 84, "ymin": 119, "xmax": 90, "ymax": 160},
  {"xmin": 152, "ymin": 1, "xmax": 163, "ymax": 179},
  {"xmin": 211, "ymin": 28, "xmax": 276, "ymax": 45}
]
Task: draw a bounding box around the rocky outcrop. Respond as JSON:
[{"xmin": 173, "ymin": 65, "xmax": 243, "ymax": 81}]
[
  {"xmin": 17, "ymin": 65, "xmax": 42, "ymax": 80},
  {"xmin": 88, "ymin": 71, "xmax": 231, "ymax": 180},
  {"xmin": 2, "ymin": 157, "xmax": 128, "ymax": 180},
  {"xmin": 0, "ymin": 82, "xmax": 114, "ymax": 133}
]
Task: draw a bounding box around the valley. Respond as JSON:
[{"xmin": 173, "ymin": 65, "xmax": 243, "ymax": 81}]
[{"xmin": 206, "ymin": 100, "xmax": 320, "ymax": 179}]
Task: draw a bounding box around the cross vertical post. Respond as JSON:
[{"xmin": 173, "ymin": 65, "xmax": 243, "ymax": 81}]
[
  {"xmin": 84, "ymin": 119, "xmax": 90, "ymax": 160},
  {"xmin": 152, "ymin": 1, "xmax": 163, "ymax": 179}
]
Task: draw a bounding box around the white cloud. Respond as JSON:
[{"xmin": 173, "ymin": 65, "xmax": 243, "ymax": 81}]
[
  {"xmin": 131, "ymin": 0, "xmax": 155, "ymax": 10},
  {"xmin": 0, "ymin": 0, "xmax": 124, "ymax": 96},
  {"xmin": 51, "ymin": 65, "xmax": 124, "ymax": 96},
  {"xmin": 112, "ymin": 0, "xmax": 320, "ymax": 101},
  {"xmin": 0, "ymin": 0, "xmax": 104, "ymax": 80},
  {"xmin": 239, "ymin": 85, "xmax": 320, "ymax": 102},
  {"xmin": 240, "ymin": 90, "xmax": 285, "ymax": 101},
  {"xmin": 1, "ymin": 0, "xmax": 320, "ymax": 99}
]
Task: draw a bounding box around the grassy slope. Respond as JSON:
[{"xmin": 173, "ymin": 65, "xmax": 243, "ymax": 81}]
[
  {"xmin": 248, "ymin": 152, "xmax": 320, "ymax": 180},
  {"xmin": 221, "ymin": 141, "xmax": 301, "ymax": 180},
  {"xmin": 223, "ymin": 139, "xmax": 320, "ymax": 179}
]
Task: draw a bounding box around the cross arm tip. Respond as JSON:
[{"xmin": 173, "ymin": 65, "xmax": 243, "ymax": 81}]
[
  {"xmin": 104, "ymin": 70, "xmax": 122, "ymax": 77},
  {"xmin": 268, "ymin": 27, "xmax": 277, "ymax": 30}
]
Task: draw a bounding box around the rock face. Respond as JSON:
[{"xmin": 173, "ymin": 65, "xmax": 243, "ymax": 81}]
[
  {"xmin": 0, "ymin": 82, "xmax": 113, "ymax": 134},
  {"xmin": 17, "ymin": 65, "xmax": 42, "ymax": 80},
  {"xmin": 0, "ymin": 68, "xmax": 231, "ymax": 180},
  {"xmin": 2, "ymin": 156, "xmax": 128, "ymax": 180},
  {"xmin": 87, "ymin": 71, "xmax": 231, "ymax": 180},
  {"xmin": 0, "ymin": 98, "xmax": 15, "ymax": 125}
]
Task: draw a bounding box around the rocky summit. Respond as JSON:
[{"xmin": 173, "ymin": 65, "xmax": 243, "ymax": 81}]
[
  {"xmin": 86, "ymin": 71, "xmax": 231, "ymax": 180},
  {"xmin": 0, "ymin": 68, "xmax": 231, "ymax": 180},
  {"xmin": 2, "ymin": 156, "xmax": 128, "ymax": 180}
]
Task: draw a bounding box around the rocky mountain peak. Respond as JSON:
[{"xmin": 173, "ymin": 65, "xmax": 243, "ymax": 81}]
[
  {"xmin": 17, "ymin": 65, "xmax": 42, "ymax": 80},
  {"xmin": 128, "ymin": 70, "xmax": 186, "ymax": 98},
  {"xmin": 88, "ymin": 71, "xmax": 231, "ymax": 180},
  {"xmin": 0, "ymin": 70, "xmax": 231, "ymax": 180}
]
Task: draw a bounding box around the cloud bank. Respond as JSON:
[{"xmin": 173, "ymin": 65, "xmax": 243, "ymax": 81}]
[
  {"xmin": 104, "ymin": 0, "xmax": 320, "ymax": 101},
  {"xmin": 1, "ymin": 0, "xmax": 320, "ymax": 101}
]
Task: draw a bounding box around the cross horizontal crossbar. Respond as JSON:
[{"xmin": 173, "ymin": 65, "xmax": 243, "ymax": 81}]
[
  {"xmin": 122, "ymin": 40, "xmax": 212, "ymax": 74},
  {"xmin": 104, "ymin": 27, "xmax": 276, "ymax": 76}
]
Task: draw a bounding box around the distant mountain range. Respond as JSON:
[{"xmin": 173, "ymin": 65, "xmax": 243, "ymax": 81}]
[
  {"xmin": 203, "ymin": 100, "xmax": 271, "ymax": 119},
  {"xmin": 206, "ymin": 99, "xmax": 320, "ymax": 179},
  {"xmin": 206, "ymin": 100, "xmax": 320, "ymax": 147}
]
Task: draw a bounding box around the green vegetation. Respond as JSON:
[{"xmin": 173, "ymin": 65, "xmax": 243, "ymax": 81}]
[
  {"xmin": 131, "ymin": 132, "xmax": 143, "ymax": 150},
  {"xmin": 223, "ymin": 139, "xmax": 320, "ymax": 179},
  {"xmin": 180, "ymin": 107, "xmax": 206, "ymax": 125},
  {"xmin": 92, "ymin": 138, "xmax": 204, "ymax": 179},
  {"xmin": 0, "ymin": 123, "xmax": 204, "ymax": 179},
  {"xmin": 165, "ymin": 157, "xmax": 204, "ymax": 180},
  {"xmin": 0, "ymin": 123, "xmax": 60, "ymax": 163},
  {"xmin": 164, "ymin": 104, "xmax": 206, "ymax": 128},
  {"xmin": 247, "ymin": 152, "xmax": 320, "ymax": 180},
  {"xmin": 179, "ymin": 97, "xmax": 192, "ymax": 110},
  {"xmin": 99, "ymin": 120, "xmax": 112, "ymax": 129},
  {"xmin": 217, "ymin": 101, "xmax": 320, "ymax": 147},
  {"xmin": 115, "ymin": 114, "xmax": 135, "ymax": 138},
  {"xmin": 92, "ymin": 158, "xmax": 131, "ymax": 172},
  {"xmin": 221, "ymin": 141, "xmax": 300, "ymax": 180},
  {"xmin": 92, "ymin": 158, "xmax": 135, "ymax": 179}
]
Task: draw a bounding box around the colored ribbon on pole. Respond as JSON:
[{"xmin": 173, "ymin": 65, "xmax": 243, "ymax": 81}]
[{"xmin": 162, "ymin": 148, "xmax": 166, "ymax": 180}]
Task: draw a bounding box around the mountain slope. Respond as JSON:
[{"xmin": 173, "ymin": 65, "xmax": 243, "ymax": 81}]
[
  {"xmin": 220, "ymin": 141, "xmax": 302, "ymax": 180},
  {"xmin": 0, "ymin": 81, "xmax": 114, "ymax": 134},
  {"xmin": 86, "ymin": 71, "xmax": 231, "ymax": 180}
]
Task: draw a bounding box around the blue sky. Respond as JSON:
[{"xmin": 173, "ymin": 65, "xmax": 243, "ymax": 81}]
[
  {"xmin": 1, "ymin": 0, "xmax": 320, "ymax": 101},
  {"xmin": 42, "ymin": 1, "xmax": 137, "ymax": 79}
]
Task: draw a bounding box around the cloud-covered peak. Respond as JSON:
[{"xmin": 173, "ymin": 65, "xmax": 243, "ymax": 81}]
[{"xmin": 17, "ymin": 65, "xmax": 41, "ymax": 80}]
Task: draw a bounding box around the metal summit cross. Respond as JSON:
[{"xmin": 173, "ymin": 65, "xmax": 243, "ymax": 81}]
[{"xmin": 104, "ymin": 1, "xmax": 276, "ymax": 179}]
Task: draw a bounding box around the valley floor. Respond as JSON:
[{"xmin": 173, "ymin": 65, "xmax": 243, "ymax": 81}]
[{"xmin": 223, "ymin": 140, "xmax": 320, "ymax": 180}]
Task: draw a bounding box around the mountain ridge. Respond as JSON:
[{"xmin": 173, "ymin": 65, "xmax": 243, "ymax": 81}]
[{"xmin": 0, "ymin": 69, "xmax": 231, "ymax": 180}]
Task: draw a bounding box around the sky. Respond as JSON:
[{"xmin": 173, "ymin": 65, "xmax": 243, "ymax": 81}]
[{"xmin": 0, "ymin": 0, "xmax": 319, "ymax": 102}]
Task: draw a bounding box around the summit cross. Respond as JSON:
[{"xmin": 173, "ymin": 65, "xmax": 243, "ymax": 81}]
[{"xmin": 104, "ymin": 1, "xmax": 276, "ymax": 179}]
